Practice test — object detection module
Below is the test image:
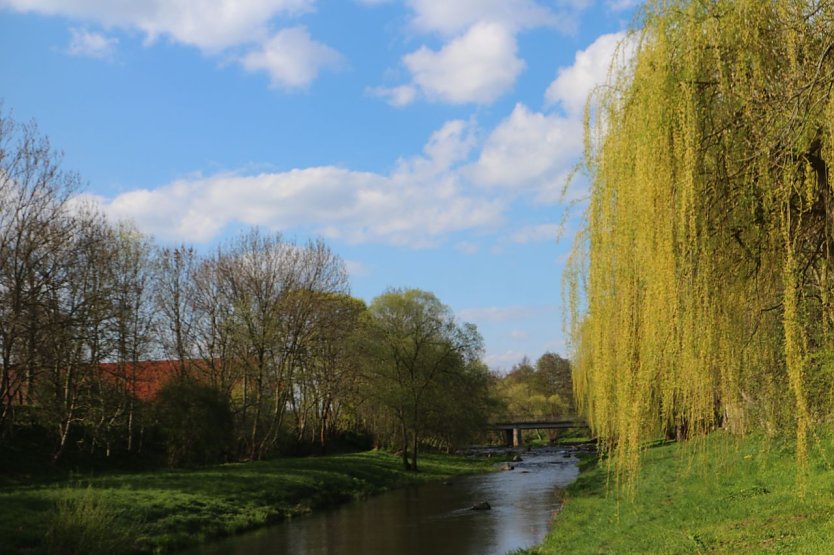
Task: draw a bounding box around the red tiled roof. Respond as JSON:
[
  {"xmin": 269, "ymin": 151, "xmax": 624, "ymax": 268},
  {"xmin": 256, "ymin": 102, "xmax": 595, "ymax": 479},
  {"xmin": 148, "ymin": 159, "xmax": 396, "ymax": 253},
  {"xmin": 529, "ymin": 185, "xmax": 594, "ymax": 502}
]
[{"xmin": 98, "ymin": 360, "xmax": 189, "ymax": 401}]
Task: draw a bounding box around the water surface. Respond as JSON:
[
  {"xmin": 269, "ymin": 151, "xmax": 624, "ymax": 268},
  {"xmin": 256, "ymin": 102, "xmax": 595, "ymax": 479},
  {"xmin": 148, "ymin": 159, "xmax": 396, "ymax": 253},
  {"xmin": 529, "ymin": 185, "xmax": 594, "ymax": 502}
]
[{"xmin": 188, "ymin": 446, "xmax": 581, "ymax": 555}]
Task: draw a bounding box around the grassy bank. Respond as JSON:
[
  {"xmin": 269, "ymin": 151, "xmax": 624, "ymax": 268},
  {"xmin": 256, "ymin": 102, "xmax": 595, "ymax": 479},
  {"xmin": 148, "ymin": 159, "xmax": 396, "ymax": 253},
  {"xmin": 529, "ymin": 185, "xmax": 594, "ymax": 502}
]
[
  {"xmin": 528, "ymin": 432, "xmax": 834, "ymax": 553},
  {"xmin": 0, "ymin": 450, "xmax": 496, "ymax": 554}
]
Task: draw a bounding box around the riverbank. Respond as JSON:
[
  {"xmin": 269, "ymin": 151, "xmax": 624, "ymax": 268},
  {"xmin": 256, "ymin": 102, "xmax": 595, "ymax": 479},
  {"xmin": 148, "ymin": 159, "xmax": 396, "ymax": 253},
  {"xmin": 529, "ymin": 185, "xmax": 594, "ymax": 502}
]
[
  {"xmin": 527, "ymin": 431, "xmax": 834, "ymax": 553},
  {"xmin": 0, "ymin": 450, "xmax": 497, "ymax": 554}
]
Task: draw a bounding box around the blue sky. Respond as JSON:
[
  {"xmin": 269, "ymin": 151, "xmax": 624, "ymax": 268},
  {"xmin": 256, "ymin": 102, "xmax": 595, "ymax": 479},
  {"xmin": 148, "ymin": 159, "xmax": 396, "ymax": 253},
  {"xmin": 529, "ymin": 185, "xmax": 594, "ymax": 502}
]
[{"xmin": 0, "ymin": 0, "xmax": 637, "ymax": 369}]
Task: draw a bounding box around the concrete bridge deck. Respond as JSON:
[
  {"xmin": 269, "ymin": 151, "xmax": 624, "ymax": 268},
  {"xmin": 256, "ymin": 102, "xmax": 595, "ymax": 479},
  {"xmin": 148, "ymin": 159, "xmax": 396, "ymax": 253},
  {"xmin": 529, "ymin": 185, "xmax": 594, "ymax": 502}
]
[{"xmin": 489, "ymin": 419, "xmax": 588, "ymax": 447}]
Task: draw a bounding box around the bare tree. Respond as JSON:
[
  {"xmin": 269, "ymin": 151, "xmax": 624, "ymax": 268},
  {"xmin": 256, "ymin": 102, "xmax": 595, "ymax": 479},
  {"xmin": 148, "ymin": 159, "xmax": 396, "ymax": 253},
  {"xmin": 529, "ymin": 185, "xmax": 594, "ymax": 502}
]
[
  {"xmin": 154, "ymin": 245, "xmax": 197, "ymax": 376},
  {"xmin": 0, "ymin": 110, "xmax": 79, "ymax": 440},
  {"xmin": 190, "ymin": 252, "xmax": 237, "ymax": 394},
  {"xmin": 103, "ymin": 224, "xmax": 155, "ymax": 453},
  {"xmin": 39, "ymin": 208, "xmax": 113, "ymax": 461}
]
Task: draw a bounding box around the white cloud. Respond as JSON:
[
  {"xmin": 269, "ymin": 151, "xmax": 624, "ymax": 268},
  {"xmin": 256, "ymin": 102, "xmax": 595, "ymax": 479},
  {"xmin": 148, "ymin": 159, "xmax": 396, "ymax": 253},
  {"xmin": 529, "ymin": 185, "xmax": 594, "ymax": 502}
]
[
  {"xmin": 510, "ymin": 330, "xmax": 529, "ymax": 340},
  {"xmin": 89, "ymin": 120, "xmax": 503, "ymax": 247},
  {"xmin": 402, "ymin": 22, "xmax": 525, "ymax": 104},
  {"xmin": 370, "ymin": 0, "xmax": 594, "ymax": 107},
  {"xmin": 406, "ymin": 0, "xmax": 558, "ymax": 36},
  {"xmin": 344, "ymin": 259, "xmax": 370, "ymax": 277},
  {"xmin": 461, "ymin": 34, "xmax": 633, "ymax": 203},
  {"xmin": 1, "ymin": 0, "xmax": 314, "ymax": 51},
  {"xmin": 510, "ymin": 223, "xmax": 563, "ymax": 244},
  {"xmin": 240, "ymin": 26, "xmax": 343, "ymax": 89},
  {"xmin": 68, "ymin": 29, "xmax": 633, "ymax": 248},
  {"xmin": 545, "ymin": 31, "xmax": 630, "ymax": 115},
  {"xmin": 368, "ymin": 85, "xmax": 418, "ymax": 107},
  {"xmin": 2, "ymin": 0, "xmax": 342, "ymax": 89},
  {"xmin": 455, "ymin": 241, "xmax": 480, "ymax": 254},
  {"xmin": 419, "ymin": 119, "xmax": 477, "ymax": 170},
  {"xmin": 469, "ymin": 103, "xmax": 581, "ymax": 195},
  {"xmin": 66, "ymin": 27, "xmax": 117, "ymax": 60},
  {"xmin": 606, "ymin": 0, "xmax": 640, "ymax": 12},
  {"xmin": 458, "ymin": 305, "xmax": 557, "ymax": 323},
  {"xmin": 484, "ymin": 350, "xmax": 530, "ymax": 369}
]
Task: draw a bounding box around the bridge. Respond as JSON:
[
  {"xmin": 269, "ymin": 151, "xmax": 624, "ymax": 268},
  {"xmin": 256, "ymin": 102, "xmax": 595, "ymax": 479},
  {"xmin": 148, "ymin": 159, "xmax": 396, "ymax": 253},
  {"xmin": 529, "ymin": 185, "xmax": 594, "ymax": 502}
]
[{"xmin": 489, "ymin": 419, "xmax": 589, "ymax": 448}]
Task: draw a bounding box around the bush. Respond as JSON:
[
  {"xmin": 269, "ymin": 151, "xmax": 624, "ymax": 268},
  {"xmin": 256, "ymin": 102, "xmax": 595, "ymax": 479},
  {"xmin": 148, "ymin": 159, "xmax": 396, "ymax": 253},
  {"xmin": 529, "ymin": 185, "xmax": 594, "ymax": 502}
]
[
  {"xmin": 153, "ymin": 378, "xmax": 233, "ymax": 466},
  {"xmin": 46, "ymin": 487, "xmax": 142, "ymax": 555}
]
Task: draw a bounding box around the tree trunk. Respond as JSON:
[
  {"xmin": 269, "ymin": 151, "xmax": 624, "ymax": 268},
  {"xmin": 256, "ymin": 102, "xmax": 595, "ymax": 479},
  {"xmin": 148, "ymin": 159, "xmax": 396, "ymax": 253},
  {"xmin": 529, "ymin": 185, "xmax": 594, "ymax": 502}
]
[
  {"xmin": 401, "ymin": 422, "xmax": 410, "ymax": 470},
  {"xmin": 411, "ymin": 430, "xmax": 419, "ymax": 472},
  {"xmin": 319, "ymin": 402, "xmax": 330, "ymax": 455}
]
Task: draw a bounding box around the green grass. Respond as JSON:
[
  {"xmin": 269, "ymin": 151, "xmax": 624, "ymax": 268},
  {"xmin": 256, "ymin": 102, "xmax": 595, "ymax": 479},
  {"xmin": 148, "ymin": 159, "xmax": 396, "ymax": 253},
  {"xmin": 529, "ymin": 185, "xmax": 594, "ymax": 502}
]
[
  {"xmin": 0, "ymin": 450, "xmax": 495, "ymax": 554},
  {"xmin": 45, "ymin": 486, "xmax": 145, "ymax": 555},
  {"xmin": 527, "ymin": 432, "xmax": 834, "ymax": 554}
]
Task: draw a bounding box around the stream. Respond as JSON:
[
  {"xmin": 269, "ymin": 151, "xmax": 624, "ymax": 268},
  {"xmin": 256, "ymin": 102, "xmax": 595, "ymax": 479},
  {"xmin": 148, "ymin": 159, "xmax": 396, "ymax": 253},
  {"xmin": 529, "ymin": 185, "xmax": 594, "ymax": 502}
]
[{"xmin": 186, "ymin": 446, "xmax": 582, "ymax": 555}]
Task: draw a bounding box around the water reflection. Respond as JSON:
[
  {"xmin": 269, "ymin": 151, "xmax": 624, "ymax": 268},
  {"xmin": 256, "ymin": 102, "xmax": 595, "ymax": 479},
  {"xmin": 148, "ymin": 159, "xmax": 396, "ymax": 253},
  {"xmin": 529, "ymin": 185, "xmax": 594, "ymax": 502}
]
[{"xmin": 187, "ymin": 447, "xmax": 581, "ymax": 555}]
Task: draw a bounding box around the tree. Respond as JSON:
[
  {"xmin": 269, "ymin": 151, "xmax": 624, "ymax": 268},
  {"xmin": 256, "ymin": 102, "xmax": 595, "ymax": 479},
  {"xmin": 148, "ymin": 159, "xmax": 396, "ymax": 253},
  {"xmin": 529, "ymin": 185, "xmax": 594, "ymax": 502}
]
[
  {"xmin": 97, "ymin": 224, "xmax": 155, "ymax": 455},
  {"xmin": 492, "ymin": 354, "xmax": 573, "ymax": 439},
  {"xmin": 566, "ymin": 0, "xmax": 834, "ymax": 484},
  {"xmin": 535, "ymin": 353, "xmax": 574, "ymax": 415},
  {"xmin": 0, "ymin": 110, "xmax": 79, "ymax": 439},
  {"xmin": 38, "ymin": 207, "xmax": 116, "ymax": 461},
  {"xmin": 154, "ymin": 246, "xmax": 197, "ymax": 377},
  {"xmin": 291, "ymin": 293, "xmax": 367, "ymax": 454},
  {"xmin": 367, "ymin": 289, "xmax": 483, "ymax": 470},
  {"xmin": 208, "ymin": 230, "xmax": 349, "ymax": 459},
  {"xmin": 421, "ymin": 359, "xmax": 495, "ymax": 451}
]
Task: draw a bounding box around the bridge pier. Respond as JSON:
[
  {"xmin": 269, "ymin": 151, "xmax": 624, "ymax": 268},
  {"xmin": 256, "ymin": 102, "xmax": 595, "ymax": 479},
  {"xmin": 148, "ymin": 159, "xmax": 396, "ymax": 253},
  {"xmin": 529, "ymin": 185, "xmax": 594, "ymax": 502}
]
[
  {"xmin": 513, "ymin": 428, "xmax": 522, "ymax": 448},
  {"xmin": 491, "ymin": 419, "xmax": 588, "ymax": 447},
  {"xmin": 504, "ymin": 428, "xmax": 523, "ymax": 448}
]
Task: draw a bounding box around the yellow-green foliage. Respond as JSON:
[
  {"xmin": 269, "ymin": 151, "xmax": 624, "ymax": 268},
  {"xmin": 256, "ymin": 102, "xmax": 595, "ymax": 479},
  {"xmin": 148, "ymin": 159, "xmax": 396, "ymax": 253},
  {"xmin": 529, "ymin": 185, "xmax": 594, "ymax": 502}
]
[{"xmin": 567, "ymin": 0, "xmax": 834, "ymax": 488}]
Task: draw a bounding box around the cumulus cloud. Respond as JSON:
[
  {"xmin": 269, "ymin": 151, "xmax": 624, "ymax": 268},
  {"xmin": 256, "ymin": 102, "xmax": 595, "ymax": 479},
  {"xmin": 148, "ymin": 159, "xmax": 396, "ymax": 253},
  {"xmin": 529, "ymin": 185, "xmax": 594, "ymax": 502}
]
[
  {"xmin": 344, "ymin": 259, "xmax": 370, "ymax": 277},
  {"xmin": 406, "ymin": 0, "xmax": 558, "ymax": 36},
  {"xmin": 373, "ymin": 0, "xmax": 592, "ymax": 107},
  {"xmin": 458, "ymin": 305, "xmax": 557, "ymax": 323},
  {"xmin": 90, "ymin": 120, "xmax": 502, "ymax": 247},
  {"xmin": 483, "ymin": 350, "xmax": 530, "ymax": 369},
  {"xmin": 468, "ymin": 103, "xmax": 581, "ymax": 193},
  {"xmin": 545, "ymin": 31, "xmax": 630, "ymax": 115},
  {"xmin": 1, "ymin": 0, "xmax": 341, "ymax": 88},
  {"xmin": 240, "ymin": 26, "xmax": 343, "ymax": 89},
  {"xmin": 367, "ymin": 85, "xmax": 418, "ymax": 107},
  {"xmin": 461, "ymin": 33, "xmax": 634, "ymax": 203},
  {"xmin": 606, "ymin": 0, "xmax": 641, "ymax": 12},
  {"xmin": 74, "ymin": 29, "xmax": 631, "ymax": 247},
  {"xmin": 510, "ymin": 223, "xmax": 564, "ymax": 244},
  {"xmin": 66, "ymin": 27, "xmax": 117, "ymax": 60},
  {"xmin": 402, "ymin": 22, "xmax": 525, "ymax": 105},
  {"xmin": 1, "ymin": 0, "xmax": 314, "ymax": 51}
]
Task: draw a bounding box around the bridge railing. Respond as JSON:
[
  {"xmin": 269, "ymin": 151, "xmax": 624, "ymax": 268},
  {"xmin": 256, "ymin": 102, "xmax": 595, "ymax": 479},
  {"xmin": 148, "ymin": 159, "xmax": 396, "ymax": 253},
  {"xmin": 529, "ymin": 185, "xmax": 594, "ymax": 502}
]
[{"xmin": 488, "ymin": 419, "xmax": 587, "ymax": 430}]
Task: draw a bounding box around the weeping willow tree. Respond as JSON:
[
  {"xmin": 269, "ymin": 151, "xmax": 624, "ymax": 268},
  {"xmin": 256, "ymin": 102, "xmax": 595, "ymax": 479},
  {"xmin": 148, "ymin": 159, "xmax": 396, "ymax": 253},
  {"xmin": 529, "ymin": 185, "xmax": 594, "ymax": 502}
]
[{"xmin": 567, "ymin": 0, "xmax": 834, "ymax": 487}]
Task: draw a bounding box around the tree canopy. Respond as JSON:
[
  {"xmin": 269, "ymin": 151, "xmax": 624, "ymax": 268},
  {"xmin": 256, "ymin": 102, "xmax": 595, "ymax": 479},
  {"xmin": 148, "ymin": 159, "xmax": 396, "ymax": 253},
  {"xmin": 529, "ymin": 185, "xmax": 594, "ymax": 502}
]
[
  {"xmin": 494, "ymin": 354, "xmax": 574, "ymax": 423},
  {"xmin": 366, "ymin": 288, "xmax": 486, "ymax": 470},
  {"xmin": 567, "ymin": 0, "xmax": 834, "ymax": 486}
]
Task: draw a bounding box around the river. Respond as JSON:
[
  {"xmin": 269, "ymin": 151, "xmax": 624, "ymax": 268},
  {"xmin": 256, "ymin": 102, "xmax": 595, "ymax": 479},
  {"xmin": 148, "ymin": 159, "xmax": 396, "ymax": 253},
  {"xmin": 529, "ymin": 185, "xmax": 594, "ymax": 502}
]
[{"xmin": 186, "ymin": 446, "xmax": 582, "ymax": 555}]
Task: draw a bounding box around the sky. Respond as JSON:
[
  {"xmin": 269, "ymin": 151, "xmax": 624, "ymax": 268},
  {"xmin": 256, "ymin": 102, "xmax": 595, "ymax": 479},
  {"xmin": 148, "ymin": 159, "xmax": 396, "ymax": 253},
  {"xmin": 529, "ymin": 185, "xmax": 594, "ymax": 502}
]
[{"xmin": 0, "ymin": 0, "xmax": 639, "ymax": 370}]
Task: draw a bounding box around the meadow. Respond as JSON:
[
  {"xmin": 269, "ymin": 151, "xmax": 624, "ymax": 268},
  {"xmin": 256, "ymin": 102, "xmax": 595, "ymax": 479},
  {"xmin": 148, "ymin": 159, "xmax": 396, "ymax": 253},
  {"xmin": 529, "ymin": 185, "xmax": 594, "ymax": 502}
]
[
  {"xmin": 529, "ymin": 432, "xmax": 834, "ymax": 553},
  {"xmin": 0, "ymin": 450, "xmax": 495, "ymax": 554}
]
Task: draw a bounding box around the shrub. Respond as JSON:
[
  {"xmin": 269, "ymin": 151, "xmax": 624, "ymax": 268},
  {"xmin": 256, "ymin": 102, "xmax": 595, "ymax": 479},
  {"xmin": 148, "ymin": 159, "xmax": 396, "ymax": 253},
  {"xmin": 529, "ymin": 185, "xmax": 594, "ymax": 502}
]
[
  {"xmin": 45, "ymin": 487, "xmax": 142, "ymax": 555},
  {"xmin": 153, "ymin": 377, "xmax": 233, "ymax": 466}
]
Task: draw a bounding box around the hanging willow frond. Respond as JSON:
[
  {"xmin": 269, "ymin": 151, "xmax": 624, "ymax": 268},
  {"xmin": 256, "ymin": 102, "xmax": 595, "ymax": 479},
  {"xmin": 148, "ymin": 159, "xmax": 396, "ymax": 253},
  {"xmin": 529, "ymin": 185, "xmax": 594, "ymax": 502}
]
[{"xmin": 567, "ymin": 0, "xmax": 834, "ymax": 491}]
